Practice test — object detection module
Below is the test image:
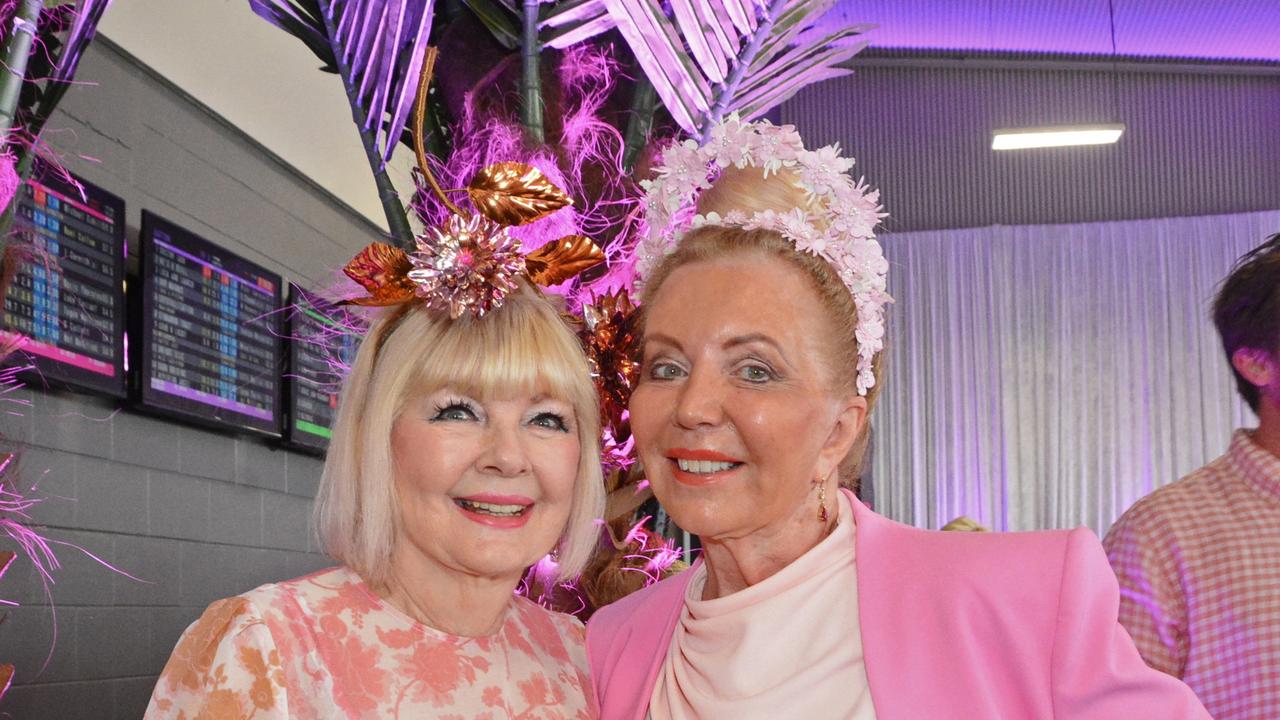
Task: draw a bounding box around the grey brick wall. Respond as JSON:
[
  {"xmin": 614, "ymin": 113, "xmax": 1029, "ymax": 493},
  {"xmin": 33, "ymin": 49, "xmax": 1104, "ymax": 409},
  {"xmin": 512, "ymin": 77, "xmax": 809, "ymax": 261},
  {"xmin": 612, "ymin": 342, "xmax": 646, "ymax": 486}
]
[{"xmin": 0, "ymin": 38, "xmax": 383, "ymax": 719}]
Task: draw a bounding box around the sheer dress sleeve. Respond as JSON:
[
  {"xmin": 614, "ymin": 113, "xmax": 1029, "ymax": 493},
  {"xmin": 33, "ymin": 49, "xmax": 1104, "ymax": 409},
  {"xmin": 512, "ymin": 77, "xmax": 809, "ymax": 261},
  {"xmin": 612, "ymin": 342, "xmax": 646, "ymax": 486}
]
[{"xmin": 145, "ymin": 596, "xmax": 289, "ymax": 719}]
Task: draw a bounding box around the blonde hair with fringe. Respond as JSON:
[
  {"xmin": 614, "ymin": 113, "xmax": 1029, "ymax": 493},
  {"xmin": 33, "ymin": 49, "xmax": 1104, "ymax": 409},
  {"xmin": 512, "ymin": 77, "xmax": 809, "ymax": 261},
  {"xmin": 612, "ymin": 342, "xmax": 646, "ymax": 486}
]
[
  {"xmin": 315, "ymin": 281, "xmax": 604, "ymax": 585},
  {"xmin": 641, "ymin": 166, "xmax": 885, "ymax": 487}
]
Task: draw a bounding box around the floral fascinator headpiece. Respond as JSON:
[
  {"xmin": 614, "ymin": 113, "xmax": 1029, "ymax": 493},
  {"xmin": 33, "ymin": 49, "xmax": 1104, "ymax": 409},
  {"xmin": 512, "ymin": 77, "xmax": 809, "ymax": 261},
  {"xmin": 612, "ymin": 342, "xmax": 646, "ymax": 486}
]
[
  {"xmin": 340, "ymin": 48, "xmax": 604, "ymax": 318},
  {"xmin": 636, "ymin": 116, "xmax": 891, "ymax": 395}
]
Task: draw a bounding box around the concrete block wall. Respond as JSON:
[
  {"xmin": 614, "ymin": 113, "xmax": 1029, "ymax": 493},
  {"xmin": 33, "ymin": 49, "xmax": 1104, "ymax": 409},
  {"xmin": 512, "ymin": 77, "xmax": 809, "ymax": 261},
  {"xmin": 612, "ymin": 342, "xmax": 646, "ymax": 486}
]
[
  {"xmin": 0, "ymin": 391, "xmax": 332, "ymax": 718},
  {"xmin": 0, "ymin": 38, "xmax": 382, "ymax": 719}
]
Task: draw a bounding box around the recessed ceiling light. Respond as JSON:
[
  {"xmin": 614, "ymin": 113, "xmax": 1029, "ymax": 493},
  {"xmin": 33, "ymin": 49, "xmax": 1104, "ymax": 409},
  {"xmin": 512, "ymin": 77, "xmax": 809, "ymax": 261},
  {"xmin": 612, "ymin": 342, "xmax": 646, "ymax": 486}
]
[{"xmin": 992, "ymin": 124, "xmax": 1126, "ymax": 150}]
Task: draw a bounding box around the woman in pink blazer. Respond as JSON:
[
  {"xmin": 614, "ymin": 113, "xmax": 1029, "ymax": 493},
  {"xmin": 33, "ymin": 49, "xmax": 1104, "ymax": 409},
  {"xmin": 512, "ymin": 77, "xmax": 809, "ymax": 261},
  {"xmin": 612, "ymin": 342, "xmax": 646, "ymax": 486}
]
[{"xmin": 587, "ymin": 121, "xmax": 1211, "ymax": 719}]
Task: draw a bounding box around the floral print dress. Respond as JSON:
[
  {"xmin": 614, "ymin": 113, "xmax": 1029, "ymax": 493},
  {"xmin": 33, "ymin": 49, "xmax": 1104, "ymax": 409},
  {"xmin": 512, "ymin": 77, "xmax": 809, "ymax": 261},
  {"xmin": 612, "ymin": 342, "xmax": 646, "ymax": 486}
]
[{"xmin": 145, "ymin": 566, "xmax": 595, "ymax": 719}]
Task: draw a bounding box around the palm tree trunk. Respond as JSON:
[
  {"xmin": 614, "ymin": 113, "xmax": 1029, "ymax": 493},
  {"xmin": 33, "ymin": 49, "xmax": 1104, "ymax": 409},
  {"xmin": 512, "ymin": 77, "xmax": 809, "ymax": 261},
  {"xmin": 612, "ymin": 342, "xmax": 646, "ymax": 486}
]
[
  {"xmin": 520, "ymin": 0, "xmax": 544, "ymax": 143},
  {"xmin": 0, "ymin": 0, "xmax": 41, "ymax": 142},
  {"xmin": 320, "ymin": 8, "xmax": 414, "ymax": 249}
]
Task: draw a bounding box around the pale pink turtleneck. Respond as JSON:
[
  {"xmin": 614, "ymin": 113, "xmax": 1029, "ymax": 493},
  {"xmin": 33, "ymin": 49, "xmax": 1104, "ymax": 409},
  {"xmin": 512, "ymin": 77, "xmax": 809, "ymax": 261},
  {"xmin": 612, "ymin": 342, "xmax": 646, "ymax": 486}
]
[{"xmin": 649, "ymin": 491, "xmax": 876, "ymax": 719}]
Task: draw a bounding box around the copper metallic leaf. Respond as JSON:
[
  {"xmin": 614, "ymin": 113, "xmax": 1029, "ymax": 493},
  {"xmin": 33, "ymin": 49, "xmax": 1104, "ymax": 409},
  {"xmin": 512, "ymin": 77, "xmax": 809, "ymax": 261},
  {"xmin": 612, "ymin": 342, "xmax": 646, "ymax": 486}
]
[
  {"xmin": 0, "ymin": 243, "xmax": 26, "ymax": 303},
  {"xmin": 525, "ymin": 235, "xmax": 605, "ymax": 286},
  {"xmin": 340, "ymin": 242, "xmax": 417, "ymax": 306},
  {"xmin": 0, "ymin": 551, "xmax": 13, "ymax": 581},
  {"xmin": 467, "ymin": 162, "xmax": 573, "ymax": 227},
  {"xmin": 579, "ymin": 289, "xmax": 640, "ymax": 430},
  {"xmin": 0, "ymin": 663, "xmax": 11, "ymax": 701}
]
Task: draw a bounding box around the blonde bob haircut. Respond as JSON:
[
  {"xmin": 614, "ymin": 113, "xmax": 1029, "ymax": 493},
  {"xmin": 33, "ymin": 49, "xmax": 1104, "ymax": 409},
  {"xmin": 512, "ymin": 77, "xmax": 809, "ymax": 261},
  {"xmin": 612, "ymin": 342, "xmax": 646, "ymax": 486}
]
[{"xmin": 315, "ymin": 280, "xmax": 605, "ymax": 585}]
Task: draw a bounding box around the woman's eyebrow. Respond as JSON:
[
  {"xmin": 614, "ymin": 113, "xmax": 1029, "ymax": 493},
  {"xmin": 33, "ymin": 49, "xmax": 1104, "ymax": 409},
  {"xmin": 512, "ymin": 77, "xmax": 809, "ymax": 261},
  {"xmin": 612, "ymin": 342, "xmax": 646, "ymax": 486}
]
[
  {"xmin": 641, "ymin": 333, "xmax": 683, "ymax": 352},
  {"xmin": 724, "ymin": 333, "xmax": 787, "ymax": 357},
  {"xmin": 529, "ymin": 394, "xmax": 570, "ymax": 406}
]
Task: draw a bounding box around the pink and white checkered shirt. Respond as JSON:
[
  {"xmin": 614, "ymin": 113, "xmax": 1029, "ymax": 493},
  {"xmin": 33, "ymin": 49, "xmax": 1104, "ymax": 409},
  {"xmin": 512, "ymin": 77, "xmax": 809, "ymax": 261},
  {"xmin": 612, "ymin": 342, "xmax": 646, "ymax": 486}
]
[{"xmin": 1104, "ymin": 429, "xmax": 1280, "ymax": 720}]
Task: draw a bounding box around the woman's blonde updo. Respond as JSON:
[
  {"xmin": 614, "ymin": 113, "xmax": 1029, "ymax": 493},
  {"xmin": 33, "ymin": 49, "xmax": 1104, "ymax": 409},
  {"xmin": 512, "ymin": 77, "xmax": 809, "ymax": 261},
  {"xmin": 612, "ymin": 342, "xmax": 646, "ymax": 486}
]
[{"xmin": 639, "ymin": 165, "xmax": 885, "ymax": 487}]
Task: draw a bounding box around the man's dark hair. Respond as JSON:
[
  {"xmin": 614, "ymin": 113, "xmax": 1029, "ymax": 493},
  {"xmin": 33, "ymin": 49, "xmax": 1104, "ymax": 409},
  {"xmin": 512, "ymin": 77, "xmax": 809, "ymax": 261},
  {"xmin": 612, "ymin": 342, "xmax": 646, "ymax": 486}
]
[{"xmin": 1212, "ymin": 233, "xmax": 1280, "ymax": 412}]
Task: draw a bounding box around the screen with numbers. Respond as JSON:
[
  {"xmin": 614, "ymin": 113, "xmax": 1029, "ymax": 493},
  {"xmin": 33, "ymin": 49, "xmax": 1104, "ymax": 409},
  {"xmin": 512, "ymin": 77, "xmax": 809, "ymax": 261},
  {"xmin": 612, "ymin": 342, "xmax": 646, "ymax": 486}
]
[
  {"xmin": 1, "ymin": 167, "xmax": 127, "ymax": 397},
  {"xmin": 135, "ymin": 210, "xmax": 282, "ymax": 436},
  {"xmin": 284, "ymin": 285, "xmax": 360, "ymax": 454}
]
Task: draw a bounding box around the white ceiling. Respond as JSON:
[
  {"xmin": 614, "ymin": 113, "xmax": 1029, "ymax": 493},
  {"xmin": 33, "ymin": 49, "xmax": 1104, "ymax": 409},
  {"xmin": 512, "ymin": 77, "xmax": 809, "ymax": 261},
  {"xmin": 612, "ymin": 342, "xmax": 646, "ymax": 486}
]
[{"xmin": 99, "ymin": 0, "xmax": 416, "ymax": 232}]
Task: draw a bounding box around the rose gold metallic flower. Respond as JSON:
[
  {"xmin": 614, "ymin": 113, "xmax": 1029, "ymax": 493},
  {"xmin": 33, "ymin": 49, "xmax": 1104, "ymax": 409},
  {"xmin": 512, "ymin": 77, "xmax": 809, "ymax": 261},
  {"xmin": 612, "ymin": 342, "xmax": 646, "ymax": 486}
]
[{"xmin": 407, "ymin": 215, "xmax": 527, "ymax": 319}]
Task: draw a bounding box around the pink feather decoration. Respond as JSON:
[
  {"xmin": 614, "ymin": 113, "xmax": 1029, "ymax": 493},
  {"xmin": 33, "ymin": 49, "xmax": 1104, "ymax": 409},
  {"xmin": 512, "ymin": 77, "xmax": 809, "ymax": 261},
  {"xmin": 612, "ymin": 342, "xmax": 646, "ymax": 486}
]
[
  {"xmin": 415, "ymin": 43, "xmax": 645, "ymax": 308},
  {"xmin": 0, "ymin": 153, "xmax": 20, "ymax": 215}
]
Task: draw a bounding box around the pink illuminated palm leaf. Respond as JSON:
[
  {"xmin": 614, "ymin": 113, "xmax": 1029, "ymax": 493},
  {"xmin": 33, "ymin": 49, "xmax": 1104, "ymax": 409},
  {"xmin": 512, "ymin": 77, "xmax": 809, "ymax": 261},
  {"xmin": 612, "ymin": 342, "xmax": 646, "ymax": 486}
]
[
  {"xmin": 540, "ymin": 0, "xmax": 615, "ymax": 49},
  {"xmin": 248, "ymin": 0, "xmax": 435, "ymax": 164},
  {"xmin": 567, "ymin": 0, "xmax": 871, "ymax": 139},
  {"xmin": 247, "ymin": 0, "xmax": 435, "ymax": 245},
  {"xmin": 453, "ymin": 0, "xmax": 616, "ymax": 50},
  {"xmin": 50, "ymin": 0, "xmax": 112, "ymax": 86}
]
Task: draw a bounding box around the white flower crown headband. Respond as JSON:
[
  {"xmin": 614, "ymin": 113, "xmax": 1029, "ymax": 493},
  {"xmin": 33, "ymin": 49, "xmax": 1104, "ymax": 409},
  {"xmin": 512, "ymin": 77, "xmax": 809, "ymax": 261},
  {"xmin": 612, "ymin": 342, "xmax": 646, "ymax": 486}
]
[{"xmin": 635, "ymin": 117, "xmax": 892, "ymax": 395}]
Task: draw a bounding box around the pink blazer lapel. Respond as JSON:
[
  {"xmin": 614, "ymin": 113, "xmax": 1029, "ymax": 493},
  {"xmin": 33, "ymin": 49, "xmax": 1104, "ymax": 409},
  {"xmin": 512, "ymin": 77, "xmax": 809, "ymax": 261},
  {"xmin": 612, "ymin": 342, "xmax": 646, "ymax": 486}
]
[
  {"xmin": 594, "ymin": 560, "xmax": 699, "ymax": 720},
  {"xmin": 633, "ymin": 561, "xmax": 697, "ymax": 719},
  {"xmin": 849, "ymin": 491, "xmax": 912, "ymax": 718}
]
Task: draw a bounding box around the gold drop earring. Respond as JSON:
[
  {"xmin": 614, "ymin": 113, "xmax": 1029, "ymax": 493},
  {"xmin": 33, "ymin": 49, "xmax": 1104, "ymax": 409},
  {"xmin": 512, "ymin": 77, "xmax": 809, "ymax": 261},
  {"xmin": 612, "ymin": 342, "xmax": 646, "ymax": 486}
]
[{"xmin": 816, "ymin": 479, "xmax": 829, "ymax": 523}]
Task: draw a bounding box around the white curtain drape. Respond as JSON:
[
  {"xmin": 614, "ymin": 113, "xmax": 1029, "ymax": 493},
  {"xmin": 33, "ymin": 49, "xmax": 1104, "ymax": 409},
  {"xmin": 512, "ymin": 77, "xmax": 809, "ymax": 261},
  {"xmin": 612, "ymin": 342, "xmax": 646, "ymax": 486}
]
[{"xmin": 870, "ymin": 210, "xmax": 1278, "ymax": 535}]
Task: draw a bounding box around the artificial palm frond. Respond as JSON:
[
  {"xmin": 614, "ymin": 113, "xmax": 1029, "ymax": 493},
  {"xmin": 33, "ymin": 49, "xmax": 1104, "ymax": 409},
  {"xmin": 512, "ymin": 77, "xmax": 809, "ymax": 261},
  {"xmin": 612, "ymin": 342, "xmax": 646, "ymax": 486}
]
[
  {"xmin": 249, "ymin": 0, "xmax": 435, "ymax": 245},
  {"xmin": 461, "ymin": 0, "xmax": 520, "ymax": 49},
  {"xmin": 598, "ymin": 0, "xmax": 871, "ymax": 138},
  {"xmin": 458, "ymin": 0, "xmax": 613, "ymax": 53},
  {"xmin": 49, "ymin": 0, "xmax": 112, "ymax": 85},
  {"xmin": 540, "ymin": 0, "xmax": 613, "ymax": 49},
  {"xmin": 248, "ymin": 0, "xmax": 435, "ymax": 165}
]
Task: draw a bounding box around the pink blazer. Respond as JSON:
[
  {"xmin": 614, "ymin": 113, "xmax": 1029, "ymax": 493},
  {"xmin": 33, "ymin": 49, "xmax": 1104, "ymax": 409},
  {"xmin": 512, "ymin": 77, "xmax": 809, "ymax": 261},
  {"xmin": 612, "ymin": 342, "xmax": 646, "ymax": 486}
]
[{"xmin": 587, "ymin": 492, "xmax": 1210, "ymax": 719}]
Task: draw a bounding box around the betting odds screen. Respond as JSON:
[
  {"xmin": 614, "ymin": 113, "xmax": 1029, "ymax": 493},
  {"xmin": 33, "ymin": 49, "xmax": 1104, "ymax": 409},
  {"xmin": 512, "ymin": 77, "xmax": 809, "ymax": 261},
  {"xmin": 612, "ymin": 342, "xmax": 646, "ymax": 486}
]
[
  {"xmin": 1, "ymin": 167, "xmax": 127, "ymax": 397},
  {"xmin": 284, "ymin": 285, "xmax": 359, "ymax": 454},
  {"xmin": 135, "ymin": 211, "xmax": 282, "ymax": 436}
]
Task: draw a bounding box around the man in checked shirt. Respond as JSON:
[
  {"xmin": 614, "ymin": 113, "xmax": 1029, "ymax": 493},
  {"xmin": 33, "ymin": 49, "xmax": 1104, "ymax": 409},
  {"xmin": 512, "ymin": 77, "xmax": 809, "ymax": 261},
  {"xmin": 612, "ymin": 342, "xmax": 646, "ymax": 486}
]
[{"xmin": 1105, "ymin": 234, "xmax": 1280, "ymax": 720}]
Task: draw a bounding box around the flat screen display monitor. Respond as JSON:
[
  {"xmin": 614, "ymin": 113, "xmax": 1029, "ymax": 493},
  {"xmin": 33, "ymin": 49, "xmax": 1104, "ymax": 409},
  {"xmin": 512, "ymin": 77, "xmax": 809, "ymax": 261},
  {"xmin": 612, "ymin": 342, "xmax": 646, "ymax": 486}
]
[
  {"xmin": 1, "ymin": 166, "xmax": 127, "ymax": 397},
  {"xmin": 135, "ymin": 210, "xmax": 283, "ymax": 436},
  {"xmin": 284, "ymin": 285, "xmax": 359, "ymax": 454}
]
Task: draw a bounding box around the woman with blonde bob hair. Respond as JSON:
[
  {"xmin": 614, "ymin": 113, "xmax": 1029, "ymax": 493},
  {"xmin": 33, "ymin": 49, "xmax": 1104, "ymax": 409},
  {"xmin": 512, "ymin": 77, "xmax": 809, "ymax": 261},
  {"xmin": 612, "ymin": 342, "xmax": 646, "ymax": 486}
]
[
  {"xmin": 587, "ymin": 120, "xmax": 1210, "ymax": 719},
  {"xmin": 148, "ymin": 279, "xmax": 605, "ymax": 719}
]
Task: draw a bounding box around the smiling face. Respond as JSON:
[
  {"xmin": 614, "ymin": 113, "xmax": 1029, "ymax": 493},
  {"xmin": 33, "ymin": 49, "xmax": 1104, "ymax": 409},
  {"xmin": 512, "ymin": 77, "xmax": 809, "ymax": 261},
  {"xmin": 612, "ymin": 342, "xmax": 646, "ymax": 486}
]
[
  {"xmin": 389, "ymin": 388, "xmax": 581, "ymax": 583},
  {"xmin": 630, "ymin": 252, "xmax": 866, "ymax": 542}
]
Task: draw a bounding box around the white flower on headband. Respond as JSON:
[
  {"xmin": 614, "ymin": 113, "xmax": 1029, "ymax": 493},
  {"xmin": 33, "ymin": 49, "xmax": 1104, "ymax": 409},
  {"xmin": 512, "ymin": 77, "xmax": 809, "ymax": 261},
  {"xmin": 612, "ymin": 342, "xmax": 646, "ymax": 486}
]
[{"xmin": 636, "ymin": 116, "xmax": 891, "ymax": 396}]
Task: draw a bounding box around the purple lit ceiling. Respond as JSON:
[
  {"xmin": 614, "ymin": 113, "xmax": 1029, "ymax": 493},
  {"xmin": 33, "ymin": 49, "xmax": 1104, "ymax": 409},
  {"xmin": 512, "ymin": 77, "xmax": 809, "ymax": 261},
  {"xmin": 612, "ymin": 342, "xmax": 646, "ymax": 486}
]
[{"xmin": 837, "ymin": 0, "xmax": 1280, "ymax": 62}]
